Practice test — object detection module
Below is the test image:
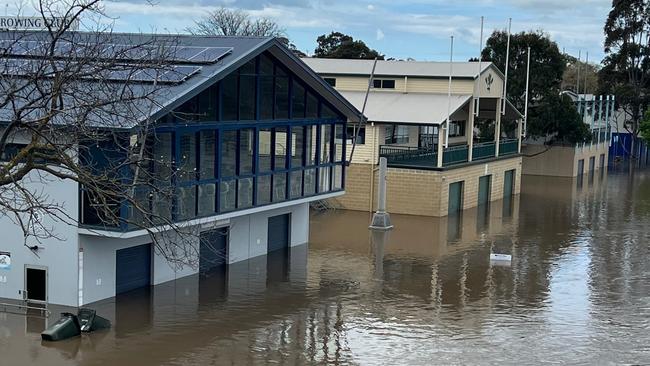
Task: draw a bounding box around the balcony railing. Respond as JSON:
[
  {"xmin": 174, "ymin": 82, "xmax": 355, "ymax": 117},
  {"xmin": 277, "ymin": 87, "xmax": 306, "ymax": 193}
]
[
  {"xmin": 442, "ymin": 145, "xmax": 469, "ymax": 166},
  {"xmin": 499, "ymin": 139, "xmax": 519, "ymax": 156},
  {"xmin": 472, "ymin": 141, "xmax": 496, "ymax": 161},
  {"xmin": 379, "ymin": 139, "xmax": 520, "ymax": 169},
  {"xmin": 379, "ymin": 145, "xmax": 438, "ymax": 168}
]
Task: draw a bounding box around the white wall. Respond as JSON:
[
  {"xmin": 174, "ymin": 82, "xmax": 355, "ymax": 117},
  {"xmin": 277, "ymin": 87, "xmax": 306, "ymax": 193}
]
[
  {"xmin": 0, "ymin": 172, "xmax": 79, "ymax": 307},
  {"xmin": 228, "ymin": 202, "xmax": 309, "ymax": 264},
  {"xmin": 80, "ymin": 202, "xmax": 310, "ymax": 305}
]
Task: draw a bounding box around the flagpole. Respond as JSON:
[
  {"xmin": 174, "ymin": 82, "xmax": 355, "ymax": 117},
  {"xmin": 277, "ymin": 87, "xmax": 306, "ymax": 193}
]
[
  {"xmin": 475, "ymin": 16, "xmax": 484, "ymax": 116},
  {"xmin": 523, "ymin": 46, "xmax": 530, "ymax": 138},
  {"xmin": 446, "ymin": 35, "xmax": 454, "ymax": 148},
  {"xmin": 502, "ymin": 17, "xmax": 511, "ymax": 115}
]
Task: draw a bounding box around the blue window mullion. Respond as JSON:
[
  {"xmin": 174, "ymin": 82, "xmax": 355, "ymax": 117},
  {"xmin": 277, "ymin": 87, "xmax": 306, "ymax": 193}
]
[
  {"xmin": 329, "ymin": 123, "xmax": 334, "ymax": 189},
  {"xmin": 253, "ymin": 126, "xmax": 259, "ymax": 206},
  {"xmin": 286, "ymin": 125, "xmax": 292, "ymax": 196},
  {"xmin": 235, "ymin": 129, "xmax": 241, "ymax": 208},
  {"xmin": 171, "ymin": 131, "xmax": 178, "ymax": 222},
  {"xmin": 216, "ymin": 129, "xmax": 222, "ymax": 212},
  {"xmin": 315, "ymin": 122, "xmax": 321, "ymax": 193}
]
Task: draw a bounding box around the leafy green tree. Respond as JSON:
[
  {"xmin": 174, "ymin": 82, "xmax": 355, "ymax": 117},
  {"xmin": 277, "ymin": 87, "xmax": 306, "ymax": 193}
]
[
  {"xmin": 640, "ymin": 109, "xmax": 650, "ymax": 143},
  {"xmin": 314, "ymin": 32, "xmax": 384, "ymax": 59},
  {"xmin": 599, "ymin": 0, "xmax": 650, "ymax": 152},
  {"xmin": 481, "ymin": 30, "xmax": 590, "ymax": 144}
]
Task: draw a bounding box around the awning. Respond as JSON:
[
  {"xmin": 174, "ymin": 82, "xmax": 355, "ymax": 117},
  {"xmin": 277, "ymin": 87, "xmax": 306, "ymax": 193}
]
[{"xmin": 339, "ymin": 91, "xmax": 472, "ymax": 125}]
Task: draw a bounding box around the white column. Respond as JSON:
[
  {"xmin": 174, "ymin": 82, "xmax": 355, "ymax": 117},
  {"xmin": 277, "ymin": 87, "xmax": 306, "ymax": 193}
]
[
  {"xmin": 468, "ymin": 98, "xmax": 475, "ymax": 162},
  {"xmin": 495, "ymin": 97, "xmax": 502, "ymax": 157},
  {"xmin": 437, "ymin": 124, "xmax": 444, "ymax": 167}
]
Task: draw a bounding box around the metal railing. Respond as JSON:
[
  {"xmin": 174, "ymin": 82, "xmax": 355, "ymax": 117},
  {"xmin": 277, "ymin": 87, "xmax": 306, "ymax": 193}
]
[
  {"xmin": 472, "ymin": 141, "xmax": 496, "ymax": 161},
  {"xmin": 443, "ymin": 144, "xmax": 469, "ymax": 165},
  {"xmin": 499, "ymin": 139, "xmax": 519, "ymax": 155},
  {"xmin": 0, "ymin": 301, "xmax": 50, "ymax": 316}
]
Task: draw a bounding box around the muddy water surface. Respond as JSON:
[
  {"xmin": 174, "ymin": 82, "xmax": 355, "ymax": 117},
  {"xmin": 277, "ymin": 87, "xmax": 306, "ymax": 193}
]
[{"xmin": 1, "ymin": 167, "xmax": 650, "ymax": 365}]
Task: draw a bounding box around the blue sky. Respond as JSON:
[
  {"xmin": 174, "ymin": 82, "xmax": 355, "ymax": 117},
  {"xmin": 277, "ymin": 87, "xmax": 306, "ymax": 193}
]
[{"xmin": 4, "ymin": 0, "xmax": 612, "ymax": 64}]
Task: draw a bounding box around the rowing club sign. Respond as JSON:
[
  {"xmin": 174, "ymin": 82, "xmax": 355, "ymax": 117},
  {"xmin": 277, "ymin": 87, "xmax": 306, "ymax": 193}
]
[{"xmin": 0, "ymin": 16, "xmax": 79, "ymax": 31}]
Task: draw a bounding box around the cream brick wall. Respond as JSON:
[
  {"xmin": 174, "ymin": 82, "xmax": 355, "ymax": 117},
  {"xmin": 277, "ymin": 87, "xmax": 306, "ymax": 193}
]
[
  {"xmin": 336, "ymin": 156, "xmax": 522, "ymax": 217},
  {"xmin": 330, "ymin": 66, "xmax": 504, "ymax": 97},
  {"xmin": 522, "ymin": 142, "xmax": 609, "ymax": 177}
]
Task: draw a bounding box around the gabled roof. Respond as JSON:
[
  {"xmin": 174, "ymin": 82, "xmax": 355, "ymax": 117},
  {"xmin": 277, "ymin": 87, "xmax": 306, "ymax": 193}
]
[
  {"xmin": 0, "ymin": 31, "xmax": 362, "ymax": 128},
  {"xmin": 340, "ymin": 91, "xmax": 472, "ymax": 125},
  {"xmin": 301, "ymin": 58, "xmax": 500, "ymax": 79}
]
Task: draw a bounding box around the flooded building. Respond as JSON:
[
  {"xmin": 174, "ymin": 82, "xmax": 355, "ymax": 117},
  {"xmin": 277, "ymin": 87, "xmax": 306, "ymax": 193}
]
[
  {"xmin": 303, "ymin": 58, "xmax": 523, "ymax": 216},
  {"xmin": 0, "ymin": 32, "xmax": 359, "ymax": 307},
  {"xmin": 522, "ymin": 91, "xmax": 613, "ymax": 177}
]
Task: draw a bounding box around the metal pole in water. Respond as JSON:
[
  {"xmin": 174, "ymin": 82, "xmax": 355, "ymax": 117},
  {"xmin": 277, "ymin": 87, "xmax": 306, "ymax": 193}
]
[{"xmin": 369, "ymin": 157, "xmax": 393, "ymax": 230}]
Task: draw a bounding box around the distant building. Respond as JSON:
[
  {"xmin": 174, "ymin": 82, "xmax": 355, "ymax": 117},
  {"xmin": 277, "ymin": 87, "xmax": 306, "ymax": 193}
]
[
  {"xmin": 303, "ymin": 58, "xmax": 523, "ymax": 217},
  {"xmin": 0, "ymin": 32, "xmax": 360, "ymax": 307},
  {"xmin": 522, "ymin": 91, "xmax": 611, "ymax": 177}
]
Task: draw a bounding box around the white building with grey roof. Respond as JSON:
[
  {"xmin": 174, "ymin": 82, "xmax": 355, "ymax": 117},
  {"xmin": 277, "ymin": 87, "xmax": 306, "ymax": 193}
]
[{"xmin": 303, "ymin": 58, "xmax": 524, "ymax": 216}]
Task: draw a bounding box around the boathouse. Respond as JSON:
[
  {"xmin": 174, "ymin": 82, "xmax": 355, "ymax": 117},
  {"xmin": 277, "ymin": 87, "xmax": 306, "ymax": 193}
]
[
  {"xmin": 0, "ymin": 32, "xmax": 360, "ymax": 307},
  {"xmin": 303, "ymin": 58, "xmax": 523, "ymax": 217}
]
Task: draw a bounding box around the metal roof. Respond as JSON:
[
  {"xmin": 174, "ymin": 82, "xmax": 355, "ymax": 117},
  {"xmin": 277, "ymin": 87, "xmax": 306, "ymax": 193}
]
[
  {"xmin": 0, "ymin": 31, "xmax": 362, "ymax": 129},
  {"xmin": 340, "ymin": 91, "xmax": 472, "ymax": 125},
  {"xmin": 301, "ymin": 58, "xmax": 497, "ymax": 79}
]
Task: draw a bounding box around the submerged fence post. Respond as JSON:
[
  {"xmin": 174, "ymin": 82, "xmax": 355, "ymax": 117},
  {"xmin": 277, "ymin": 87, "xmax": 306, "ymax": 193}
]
[{"xmin": 369, "ymin": 157, "xmax": 393, "ymax": 230}]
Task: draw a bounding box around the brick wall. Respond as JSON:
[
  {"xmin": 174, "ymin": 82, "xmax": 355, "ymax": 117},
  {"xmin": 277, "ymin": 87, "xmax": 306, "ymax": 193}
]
[{"xmin": 335, "ymin": 156, "xmax": 522, "ymax": 217}]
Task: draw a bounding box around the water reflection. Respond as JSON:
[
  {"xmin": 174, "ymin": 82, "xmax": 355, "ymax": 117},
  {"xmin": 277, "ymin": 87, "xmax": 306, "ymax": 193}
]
[{"xmin": 2, "ymin": 170, "xmax": 650, "ymax": 365}]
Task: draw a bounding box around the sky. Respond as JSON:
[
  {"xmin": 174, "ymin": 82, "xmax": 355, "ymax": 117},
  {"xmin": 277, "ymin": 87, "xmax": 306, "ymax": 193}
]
[{"xmin": 3, "ymin": 0, "xmax": 613, "ymax": 64}]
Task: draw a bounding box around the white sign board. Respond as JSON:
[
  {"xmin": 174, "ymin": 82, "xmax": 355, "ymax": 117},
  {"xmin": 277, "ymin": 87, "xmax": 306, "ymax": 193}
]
[
  {"xmin": 0, "ymin": 251, "xmax": 10, "ymax": 270},
  {"xmin": 0, "ymin": 16, "xmax": 79, "ymax": 31}
]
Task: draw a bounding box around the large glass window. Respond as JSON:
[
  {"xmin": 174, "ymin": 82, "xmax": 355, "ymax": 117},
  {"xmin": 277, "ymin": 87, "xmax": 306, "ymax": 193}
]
[
  {"xmin": 306, "ymin": 92, "xmax": 318, "ymax": 119},
  {"xmin": 290, "ymin": 170, "xmax": 303, "ymax": 199},
  {"xmin": 177, "ymin": 186, "xmax": 196, "ymax": 220},
  {"xmin": 334, "ymin": 165, "xmax": 343, "ymax": 190},
  {"xmin": 274, "ymin": 127, "xmax": 288, "ymax": 170},
  {"xmin": 292, "ymin": 80, "xmax": 306, "ymax": 119},
  {"xmin": 220, "ymin": 180, "xmax": 236, "ymax": 212},
  {"xmin": 152, "ymin": 132, "xmax": 174, "ymax": 223},
  {"xmin": 260, "ymin": 76, "xmax": 274, "ymax": 120},
  {"xmin": 292, "ymin": 126, "xmax": 304, "ymax": 168},
  {"xmin": 238, "ymin": 178, "xmax": 253, "ymax": 208},
  {"xmin": 273, "ymin": 173, "xmax": 286, "ymax": 202},
  {"xmin": 178, "ymin": 133, "xmax": 196, "ymax": 182},
  {"xmin": 306, "ymin": 125, "xmax": 317, "ymax": 166},
  {"xmin": 449, "ymin": 120, "xmax": 466, "ymax": 137},
  {"xmin": 239, "ymin": 74, "xmax": 256, "ymax": 120},
  {"xmin": 334, "ymin": 124, "xmax": 344, "ymax": 162},
  {"xmin": 304, "ymin": 169, "xmax": 316, "ymax": 196},
  {"xmin": 257, "ymin": 175, "xmax": 271, "ymax": 205},
  {"xmin": 275, "ymin": 76, "xmax": 289, "ymax": 120},
  {"xmin": 221, "ymin": 130, "xmax": 237, "ymax": 177},
  {"xmin": 198, "ymin": 184, "xmax": 215, "ymax": 216},
  {"xmin": 175, "ymin": 84, "xmax": 218, "ymax": 122},
  {"xmin": 385, "ymin": 125, "xmax": 410, "ymax": 144},
  {"xmin": 222, "ymin": 74, "xmax": 238, "ymax": 121},
  {"xmin": 199, "ymin": 130, "xmax": 216, "ymax": 180},
  {"xmin": 320, "ymin": 124, "xmax": 332, "ymax": 164},
  {"xmin": 239, "ymin": 129, "xmax": 254, "ymax": 176},
  {"xmin": 259, "ymin": 128, "xmax": 272, "ymax": 172},
  {"xmin": 319, "ymin": 167, "xmax": 330, "ymax": 193}
]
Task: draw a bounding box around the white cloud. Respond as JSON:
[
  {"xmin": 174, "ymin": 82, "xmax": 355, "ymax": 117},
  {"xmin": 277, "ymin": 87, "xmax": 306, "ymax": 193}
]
[
  {"xmin": 367, "ymin": 4, "xmax": 375, "ymax": 11},
  {"xmin": 376, "ymin": 28, "xmax": 385, "ymax": 40}
]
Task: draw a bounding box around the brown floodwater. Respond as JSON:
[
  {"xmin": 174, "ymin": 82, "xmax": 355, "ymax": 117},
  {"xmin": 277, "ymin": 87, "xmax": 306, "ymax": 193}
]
[{"xmin": 2, "ymin": 166, "xmax": 650, "ymax": 365}]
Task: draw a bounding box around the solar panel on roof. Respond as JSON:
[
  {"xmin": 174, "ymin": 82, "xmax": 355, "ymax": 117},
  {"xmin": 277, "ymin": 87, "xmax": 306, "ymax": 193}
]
[{"xmin": 1, "ymin": 39, "xmax": 233, "ymax": 65}]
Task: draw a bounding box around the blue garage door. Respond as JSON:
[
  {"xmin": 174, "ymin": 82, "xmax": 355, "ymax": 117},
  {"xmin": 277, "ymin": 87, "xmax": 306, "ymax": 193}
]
[
  {"xmin": 200, "ymin": 228, "xmax": 228, "ymax": 274},
  {"xmin": 116, "ymin": 244, "xmax": 151, "ymax": 295},
  {"xmin": 268, "ymin": 214, "xmax": 291, "ymax": 253}
]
